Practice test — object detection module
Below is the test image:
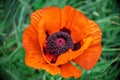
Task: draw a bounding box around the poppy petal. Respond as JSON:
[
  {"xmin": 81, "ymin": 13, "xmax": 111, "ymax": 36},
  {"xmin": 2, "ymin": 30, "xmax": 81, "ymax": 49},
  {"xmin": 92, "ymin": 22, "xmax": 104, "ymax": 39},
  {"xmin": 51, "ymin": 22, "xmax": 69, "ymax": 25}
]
[
  {"xmin": 55, "ymin": 36, "xmax": 92, "ymax": 65},
  {"xmin": 73, "ymin": 43, "xmax": 102, "ymax": 70},
  {"xmin": 55, "ymin": 19, "xmax": 102, "ymax": 66},
  {"xmin": 41, "ymin": 64, "xmax": 60, "ymax": 75},
  {"xmin": 70, "ymin": 11, "xmax": 89, "ymax": 43},
  {"xmin": 42, "ymin": 7, "xmax": 62, "ymax": 35},
  {"xmin": 31, "ymin": 6, "xmax": 62, "ymax": 35},
  {"xmin": 31, "ymin": 16, "xmax": 54, "ymax": 64},
  {"xmin": 85, "ymin": 20, "xmax": 102, "ymax": 44},
  {"xmin": 22, "ymin": 26, "xmax": 45, "ymax": 69},
  {"xmin": 62, "ymin": 6, "xmax": 88, "ymax": 43},
  {"xmin": 61, "ymin": 6, "xmax": 76, "ymax": 29},
  {"xmin": 37, "ymin": 22, "xmax": 53, "ymax": 64},
  {"xmin": 30, "ymin": 9, "xmax": 42, "ymax": 30},
  {"xmin": 60, "ymin": 62, "xmax": 82, "ymax": 79},
  {"xmin": 73, "ymin": 20, "xmax": 102, "ymax": 70},
  {"xmin": 25, "ymin": 51, "xmax": 60, "ymax": 75},
  {"xmin": 31, "ymin": 7, "xmax": 64, "ymax": 64},
  {"xmin": 25, "ymin": 51, "xmax": 44, "ymax": 69},
  {"xmin": 22, "ymin": 26, "xmax": 60, "ymax": 74}
]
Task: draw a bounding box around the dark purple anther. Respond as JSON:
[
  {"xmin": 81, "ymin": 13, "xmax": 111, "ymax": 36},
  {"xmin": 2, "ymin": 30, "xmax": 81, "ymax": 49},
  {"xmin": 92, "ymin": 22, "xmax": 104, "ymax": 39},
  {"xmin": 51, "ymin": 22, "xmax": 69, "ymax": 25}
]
[{"xmin": 46, "ymin": 31, "xmax": 73, "ymax": 56}]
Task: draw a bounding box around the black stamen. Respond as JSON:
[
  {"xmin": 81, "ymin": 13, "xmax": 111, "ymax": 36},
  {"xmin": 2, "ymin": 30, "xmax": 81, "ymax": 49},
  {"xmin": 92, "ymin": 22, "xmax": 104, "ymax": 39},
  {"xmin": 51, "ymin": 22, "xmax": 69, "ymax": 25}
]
[
  {"xmin": 45, "ymin": 31, "xmax": 49, "ymax": 39},
  {"xmin": 60, "ymin": 27, "xmax": 70, "ymax": 34},
  {"xmin": 50, "ymin": 56, "xmax": 57, "ymax": 63},
  {"xmin": 58, "ymin": 65, "xmax": 61, "ymax": 67},
  {"xmin": 51, "ymin": 59, "xmax": 56, "ymax": 63},
  {"xmin": 73, "ymin": 42, "xmax": 81, "ymax": 51},
  {"xmin": 43, "ymin": 47, "xmax": 47, "ymax": 55}
]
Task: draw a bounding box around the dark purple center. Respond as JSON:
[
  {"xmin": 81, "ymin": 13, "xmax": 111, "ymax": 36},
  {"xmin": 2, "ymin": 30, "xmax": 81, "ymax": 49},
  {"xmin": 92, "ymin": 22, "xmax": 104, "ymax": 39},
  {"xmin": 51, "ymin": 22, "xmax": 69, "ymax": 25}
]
[{"xmin": 46, "ymin": 32, "xmax": 73, "ymax": 56}]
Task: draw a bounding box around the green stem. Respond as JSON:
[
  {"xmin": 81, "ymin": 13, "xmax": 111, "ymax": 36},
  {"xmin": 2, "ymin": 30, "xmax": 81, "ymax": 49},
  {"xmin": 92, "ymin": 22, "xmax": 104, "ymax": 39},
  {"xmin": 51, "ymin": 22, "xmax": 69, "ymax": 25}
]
[{"xmin": 102, "ymin": 48, "xmax": 120, "ymax": 51}]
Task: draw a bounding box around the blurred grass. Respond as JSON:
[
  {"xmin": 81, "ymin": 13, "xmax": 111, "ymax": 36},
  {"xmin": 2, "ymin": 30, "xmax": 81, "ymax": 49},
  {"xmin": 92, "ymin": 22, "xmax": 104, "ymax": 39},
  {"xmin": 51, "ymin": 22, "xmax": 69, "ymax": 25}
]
[{"xmin": 0, "ymin": 0, "xmax": 120, "ymax": 80}]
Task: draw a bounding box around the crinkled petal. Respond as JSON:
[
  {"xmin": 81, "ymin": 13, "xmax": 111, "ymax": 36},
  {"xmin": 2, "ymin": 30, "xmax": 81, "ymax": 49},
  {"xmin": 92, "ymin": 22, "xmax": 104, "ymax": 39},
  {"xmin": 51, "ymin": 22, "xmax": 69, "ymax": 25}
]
[
  {"xmin": 55, "ymin": 20, "xmax": 102, "ymax": 66},
  {"xmin": 61, "ymin": 6, "xmax": 76, "ymax": 29},
  {"xmin": 61, "ymin": 6, "xmax": 89, "ymax": 43},
  {"xmin": 22, "ymin": 26, "xmax": 60, "ymax": 74},
  {"xmin": 85, "ymin": 20, "xmax": 102, "ymax": 44},
  {"xmin": 37, "ymin": 22, "xmax": 53, "ymax": 64},
  {"xmin": 41, "ymin": 64, "xmax": 60, "ymax": 75},
  {"xmin": 31, "ymin": 6, "xmax": 64, "ymax": 64},
  {"xmin": 55, "ymin": 36, "xmax": 92, "ymax": 65},
  {"xmin": 31, "ymin": 6, "xmax": 62, "ymax": 35},
  {"xmin": 73, "ymin": 20, "xmax": 102, "ymax": 70},
  {"xmin": 60, "ymin": 62, "xmax": 82, "ymax": 79},
  {"xmin": 41, "ymin": 7, "xmax": 62, "ymax": 35},
  {"xmin": 25, "ymin": 51, "xmax": 44, "ymax": 69},
  {"xmin": 22, "ymin": 26, "xmax": 45, "ymax": 69},
  {"xmin": 73, "ymin": 43, "xmax": 102, "ymax": 70}
]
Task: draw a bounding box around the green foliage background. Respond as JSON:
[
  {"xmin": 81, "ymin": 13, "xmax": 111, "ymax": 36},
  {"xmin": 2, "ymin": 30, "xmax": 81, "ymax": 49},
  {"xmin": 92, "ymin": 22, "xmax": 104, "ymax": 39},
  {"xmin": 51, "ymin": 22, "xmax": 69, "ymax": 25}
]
[{"xmin": 0, "ymin": 0, "xmax": 120, "ymax": 80}]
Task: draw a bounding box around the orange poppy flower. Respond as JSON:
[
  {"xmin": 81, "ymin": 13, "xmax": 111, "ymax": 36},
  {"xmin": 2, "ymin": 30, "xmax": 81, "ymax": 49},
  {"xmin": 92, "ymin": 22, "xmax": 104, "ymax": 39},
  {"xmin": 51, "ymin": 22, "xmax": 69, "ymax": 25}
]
[{"xmin": 22, "ymin": 6, "xmax": 102, "ymax": 79}]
